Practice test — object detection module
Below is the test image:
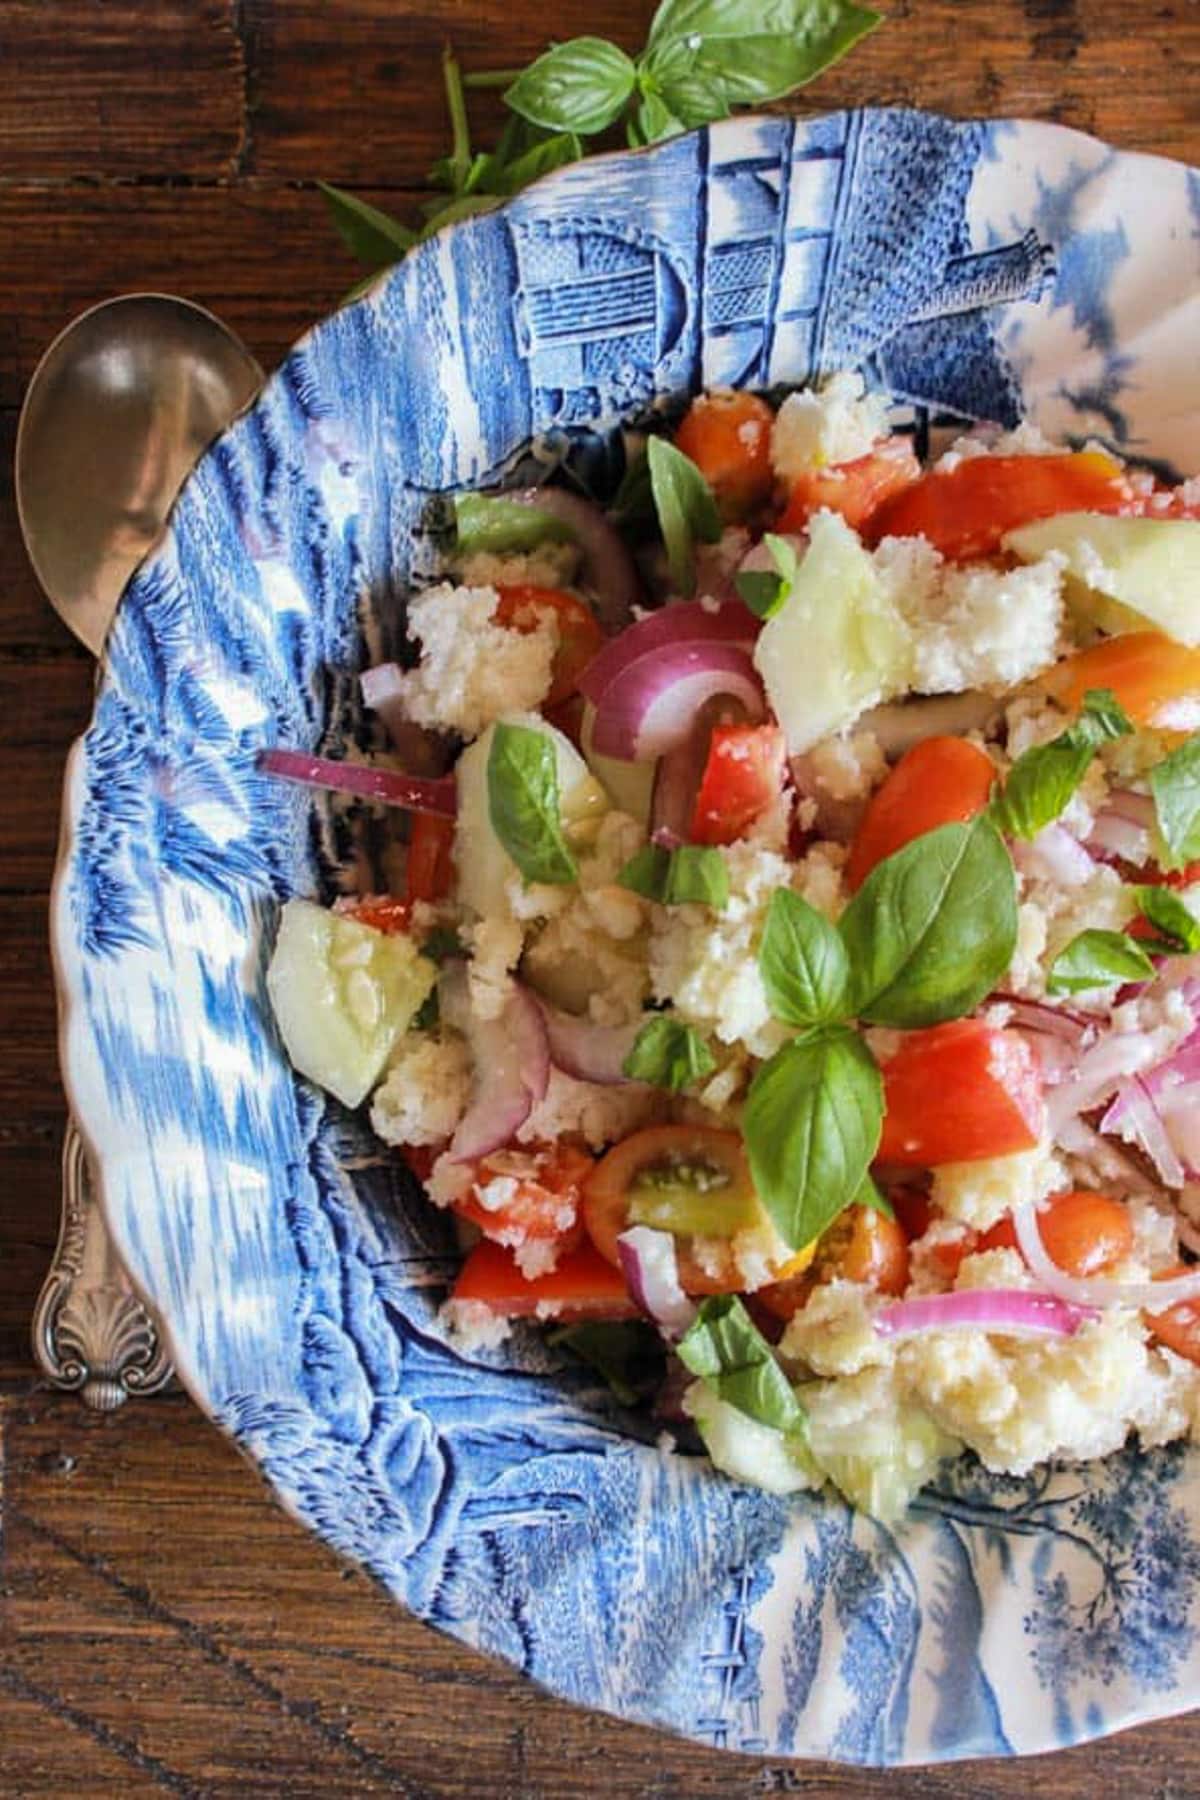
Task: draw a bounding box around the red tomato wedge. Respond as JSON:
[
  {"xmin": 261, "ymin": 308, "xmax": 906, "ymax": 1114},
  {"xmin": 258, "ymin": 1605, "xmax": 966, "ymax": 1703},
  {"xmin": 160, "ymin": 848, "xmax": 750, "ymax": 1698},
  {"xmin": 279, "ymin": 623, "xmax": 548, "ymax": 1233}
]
[
  {"xmin": 493, "ymin": 584, "xmax": 605, "ymax": 707},
  {"xmin": 845, "ymin": 736, "xmax": 997, "ymax": 891},
  {"xmin": 689, "ymin": 723, "xmax": 787, "ymax": 846},
  {"xmin": 1041, "ymin": 630, "xmax": 1200, "ymax": 730},
  {"xmin": 877, "ymin": 1021, "xmax": 1045, "ymax": 1167},
  {"xmin": 978, "ymin": 1190, "xmax": 1132, "ymax": 1277},
  {"xmin": 864, "ymin": 451, "xmax": 1134, "ymax": 560},
  {"xmin": 453, "ymin": 1143, "xmax": 593, "ymax": 1253},
  {"xmin": 451, "ymin": 1238, "xmax": 638, "ymax": 1322},
  {"xmin": 341, "ymin": 894, "xmax": 412, "ymax": 934},
  {"xmin": 778, "ymin": 438, "xmax": 920, "ymax": 535},
  {"xmin": 674, "ymin": 389, "xmax": 775, "ymax": 520},
  {"xmin": 406, "ymin": 811, "xmax": 455, "ymax": 904}
]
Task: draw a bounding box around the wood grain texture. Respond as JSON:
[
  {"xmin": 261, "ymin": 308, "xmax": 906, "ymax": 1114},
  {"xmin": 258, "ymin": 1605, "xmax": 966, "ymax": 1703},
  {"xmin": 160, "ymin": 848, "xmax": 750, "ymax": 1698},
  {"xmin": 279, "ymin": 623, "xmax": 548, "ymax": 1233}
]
[{"xmin": 1, "ymin": 0, "xmax": 1198, "ymax": 1792}]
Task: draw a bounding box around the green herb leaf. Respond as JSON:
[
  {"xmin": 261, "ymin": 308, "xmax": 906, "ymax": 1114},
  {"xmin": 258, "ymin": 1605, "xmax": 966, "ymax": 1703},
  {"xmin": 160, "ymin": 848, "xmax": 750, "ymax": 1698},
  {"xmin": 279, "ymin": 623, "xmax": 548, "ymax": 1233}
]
[
  {"xmin": 1150, "ymin": 736, "xmax": 1200, "ymax": 871},
  {"xmin": 840, "ymin": 815, "xmax": 1018, "ymax": 1027},
  {"xmin": 991, "ymin": 688, "xmax": 1133, "ymax": 840},
  {"xmin": 629, "ymin": 88, "xmax": 686, "ymax": 145},
  {"xmin": 647, "ymin": 435, "xmax": 722, "ymax": 597},
  {"xmin": 734, "ymin": 533, "xmax": 799, "ymax": 621},
  {"xmin": 1132, "ymin": 884, "xmax": 1200, "ymax": 954},
  {"xmin": 677, "ymin": 1295, "xmax": 805, "ymax": 1435},
  {"xmin": 318, "ymin": 182, "xmax": 416, "ymax": 269},
  {"xmin": 623, "ymin": 1016, "xmax": 717, "ymax": 1091},
  {"xmin": 643, "ymin": 0, "xmax": 882, "ymax": 127},
  {"xmin": 664, "ymin": 845, "xmax": 729, "ymax": 908},
  {"xmin": 487, "ymin": 723, "xmax": 578, "ymax": 885},
  {"xmin": 453, "ymin": 491, "xmax": 575, "ymax": 557},
  {"xmin": 549, "ymin": 1319, "xmax": 666, "ymax": 1406},
  {"xmin": 617, "ymin": 843, "xmax": 729, "ymax": 909},
  {"xmin": 855, "ymin": 1173, "xmax": 894, "ymax": 1220},
  {"xmin": 743, "ymin": 1025, "xmax": 883, "ymax": 1249},
  {"xmin": 617, "ymin": 843, "xmax": 671, "ymax": 898},
  {"xmin": 504, "ymin": 37, "xmax": 638, "ymax": 135},
  {"xmin": 1046, "ymin": 928, "xmax": 1156, "ymax": 995},
  {"xmin": 758, "ymin": 887, "xmax": 850, "ymax": 1027}
]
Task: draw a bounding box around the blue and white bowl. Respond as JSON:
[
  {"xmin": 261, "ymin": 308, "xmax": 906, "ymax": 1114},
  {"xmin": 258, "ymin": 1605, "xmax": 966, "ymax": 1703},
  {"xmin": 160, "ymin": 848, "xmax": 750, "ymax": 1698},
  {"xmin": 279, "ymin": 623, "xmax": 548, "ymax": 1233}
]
[{"xmin": 53, "ymin": 110, "xmax": 1200, "ymax": 1763}]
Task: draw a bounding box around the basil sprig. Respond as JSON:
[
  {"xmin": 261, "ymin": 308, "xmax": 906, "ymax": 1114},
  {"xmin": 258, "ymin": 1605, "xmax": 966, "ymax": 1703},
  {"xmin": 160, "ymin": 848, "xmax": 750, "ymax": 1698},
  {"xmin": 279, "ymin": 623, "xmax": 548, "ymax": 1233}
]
[
  {"xmin": 321, "ymin": 7, "xmax": 882, "ymax": 274},
  {"xmin": 486, "ymin": 723, "xmax": 578, "ymax": 885},
  {"xmin": 991, "ymin": 688, "xmax": 1133, "ymax": 841},
  {"xmin": 840, "ymin": 815, "xmax": 1017, "ymax": 1026},
  {"xmin": 1047, "ymin": 928, "xmax": 1156, "ymax": 995},
  {"xmin": 735, "ymin": 533, "xmax": 800, "ymax": 621},
  {"xmin": 623, "ymin": 1016, "xmax": 717, "ymax": 1091},
  {"xmin": 550, "ymin": 1319, "xmax": 666, "ymax": 1406},
  {"xmin": 1150, "ymin": 736, "xmax": 1200, "ymax": 871},
  {"xmin": 453, "ymin": 491, "xmax": 574, "ymax": 557},
  {"xmin": 677, "ymin": 1295, "xmax": 806, "ymax": 1435},
  {"xmin": 647, "ymin": 436, "xmax": 722, "ymax": 596},
  {"xmin": 619, "ymin": 843, "xmax": 729, "ymax": 910},
  {"xmin": 742, "ymin": 813, "xmax": 1019, "ymax": 1247}
]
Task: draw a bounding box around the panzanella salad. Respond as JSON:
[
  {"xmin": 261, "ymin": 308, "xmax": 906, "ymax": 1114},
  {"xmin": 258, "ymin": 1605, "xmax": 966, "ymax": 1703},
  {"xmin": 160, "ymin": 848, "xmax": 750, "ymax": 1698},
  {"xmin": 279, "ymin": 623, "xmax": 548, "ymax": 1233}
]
[{"xmin": 263, "ymin": 372, "xmax": 1200, "ymax": 1519}]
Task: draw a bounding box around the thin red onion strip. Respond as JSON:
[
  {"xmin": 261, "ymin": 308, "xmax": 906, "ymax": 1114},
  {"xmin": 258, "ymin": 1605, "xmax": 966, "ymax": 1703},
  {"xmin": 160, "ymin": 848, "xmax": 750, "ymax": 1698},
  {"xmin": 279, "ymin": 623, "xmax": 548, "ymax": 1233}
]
[
  {"xmin": 537, "ymin": 999, "xmax": 642, "ymax": 1086},
  {"xmin": 578, "ymin": 600, "xmax": 759, "ymax": 706},
  {"xmin": 259, "ymin": 747, "xmax": 457, "ymax": 817},
  {"xmin": 505, "ymin": 488, "xmax": 643, "ymax": 635},
  {"xmin": 590, "ymin": 642, "xmax": 764, "ymax": 761},
  {"xmin": 448, "ymin": 983, "xmax": 550, "ymax": 1164},
  {"xmin": 616, "ymin": 1226, "xmax": 697, "ymax": 1339},
  {"xmin": 874, "ymin": 1288, "xmax": 1095, "ymax": 1340},
  {"xmin": 1099, "ymin": 1075, "xmax": 1186, "ymax": 1188}
]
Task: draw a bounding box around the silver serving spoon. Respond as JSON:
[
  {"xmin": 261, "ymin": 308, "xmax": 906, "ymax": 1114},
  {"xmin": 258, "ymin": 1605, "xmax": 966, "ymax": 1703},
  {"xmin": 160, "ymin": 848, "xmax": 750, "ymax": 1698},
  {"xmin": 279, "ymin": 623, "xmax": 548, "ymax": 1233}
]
[
  {"xmin": 17, "ymin": 292, "xmax": 262, "ymax": 1406},
  {"xmin": 16, "ymin": 292, "xmax": 262, "ymax": 654}
]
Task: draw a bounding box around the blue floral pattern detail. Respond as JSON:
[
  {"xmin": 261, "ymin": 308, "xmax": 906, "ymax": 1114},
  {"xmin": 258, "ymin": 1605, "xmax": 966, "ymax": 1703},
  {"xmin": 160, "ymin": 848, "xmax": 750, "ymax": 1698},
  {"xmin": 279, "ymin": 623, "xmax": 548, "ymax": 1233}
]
[{"xmin": 53, "ymin": 110, "xmax": 1200, "ymax": 1763}]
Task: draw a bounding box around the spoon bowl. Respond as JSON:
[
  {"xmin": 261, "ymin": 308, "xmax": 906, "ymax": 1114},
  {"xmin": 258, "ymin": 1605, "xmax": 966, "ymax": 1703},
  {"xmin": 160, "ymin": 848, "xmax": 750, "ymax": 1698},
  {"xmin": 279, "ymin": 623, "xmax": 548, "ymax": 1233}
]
[{"xmin": 15, "ymin": 293, "xmax": 262, "ymax": 655}]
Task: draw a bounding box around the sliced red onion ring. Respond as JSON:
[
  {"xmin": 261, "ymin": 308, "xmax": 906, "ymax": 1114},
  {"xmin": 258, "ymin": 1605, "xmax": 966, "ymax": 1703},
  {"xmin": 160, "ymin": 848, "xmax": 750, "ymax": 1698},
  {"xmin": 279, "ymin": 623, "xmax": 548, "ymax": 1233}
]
[
  {"xmin": 1086, "ymin": 808, "xmax": 1152, "ymax": 865},
  {"xmin": 578, "ymin": 599, "xmax": 759, "ymax": 707},
  {"xmin": 447, "ymin": 979, "xmax": 550, "ymax": 1163},
  {"xmin": 874, "ymin": 1288, "xmax": 1095, "ymax": 1340},
  {"xmin": 1105, "ymin": 789, "xmax": 1157, "ymax": 830},
  {"xmin": 1044, "ymin": 1031, "xmax": 1154, "ymax": 1136},
  {"xmin": 997, "ymin": 998, "xmax": 1096, "ymax": 1046},
  {"xmin": 537, "ymin": 999, "xmax": 643, "ymax": 1086},
  {"xmin": 1100, "ymin": 1075, "xmax": 1185, "ymax": 1188},
  {"xmin": 590, "ymin": 642, "xmax": 764, "ymax": 762},
  {"xmin": 259, "ymin": 747, "xmax": 457, "ymax": 816},
  {"xmin": 505, "ymin": 488, "xmax": 643, "ymax": 634},
  {"xmin": 1013, "ymin": 1200, "xmax": 1200, "ymax": 1311},
  {"xmin": 1011, "ymin": 823, "xmax": 1095, "ymax": 888},
  {"xmin": 616, "ymin": 1226, "xmax": 697, "ymax": 1338}
]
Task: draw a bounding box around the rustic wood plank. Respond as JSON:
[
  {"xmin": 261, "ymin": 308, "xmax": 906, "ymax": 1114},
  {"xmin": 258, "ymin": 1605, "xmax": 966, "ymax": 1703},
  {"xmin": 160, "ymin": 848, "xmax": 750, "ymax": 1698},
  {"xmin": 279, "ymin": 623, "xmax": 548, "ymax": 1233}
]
[
  {"xmin": 244, "ymin": 0, "xmax": 1200, "ymax": 183},
  {"xmin": 0, "ymin": 1, "xmax": 245, "ymax": 179},
  {"xmin": 0, "ymin": 663, "xmax": 94, "ymax": 889}
]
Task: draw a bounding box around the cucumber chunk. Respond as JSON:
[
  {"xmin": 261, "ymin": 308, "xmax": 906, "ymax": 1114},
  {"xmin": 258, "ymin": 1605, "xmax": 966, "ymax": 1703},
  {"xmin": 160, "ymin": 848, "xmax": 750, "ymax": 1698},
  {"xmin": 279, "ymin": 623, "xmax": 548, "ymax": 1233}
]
[{"xmin": 1004, "ymin": 512, "xmax": 1200, "ymax": 647}]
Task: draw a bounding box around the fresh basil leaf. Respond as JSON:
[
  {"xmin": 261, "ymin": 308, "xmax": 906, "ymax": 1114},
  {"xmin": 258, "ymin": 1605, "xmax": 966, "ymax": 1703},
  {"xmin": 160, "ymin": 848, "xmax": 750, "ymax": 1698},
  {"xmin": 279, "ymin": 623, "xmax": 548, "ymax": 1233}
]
[
  {"xmin": 617, "ymin": 843, "xmax": 729, "ymax": 909},
  {"xmin": 623, "ymin": 1015, "xmax": 717, "ymax": 1092},
  {"xmin": 549, "ymin": 1319, "xmax": 666, "ymax": 1406},
  {"xmin": 487, "ymin": 723, "xmax": 578, "ymax": 885},
  {"xmin": 664, "ymin": 845, "xmax": 729, "ymax": 909},
  {"xmin": 473, "ymin": 127, "xmax": 582, "ymax": 196},
  {"xmin": 1046, "ymin": 928, "xmax": 1156, "ymax": 996},
  {"xmin": 504, "ymin": 38, "xmax": 638, "ymax": 135},
  {"xmin": 840, "ymin": 815, "xmax": 1017, "ymax": 1027},
  {"xmin": 759, "ymin": 887, "xmax": 850, "ymax": 1027},
  {"xmin": 643, "ymin": 0, "xmax": 882, "ymax": 125},
  {"xmin": 744, "ymin": 1026, "xmax": 883, "ymax": 1249},
  {"xmin": 647, "ymin": 436, "xmax": 722, "ymax": 597},
  {"xmin": 991, "ymin": 687, "xmax": 1133, "ymax": 840},
  {"xmin": 610, "ymin": 445, "xmax": 656, "ymax": 530},
  {"xmin": 617, "ymin": 843, "xmax": 671, "ymax": 898},
  {"xmin": 1150, "ymin": 736, "xmax": 1200, "ymax": 871},
  {"xmin": 318, "ymin": 182, "xmax": 416, "ymax": 269},
  {"xmin": 677, "ymin": 1295, "xmax": 805, "ymax": 1435},
  {"xmin": 855, "ymin": 1173, "xmax": 894, "ymax": 1220},
  {"xmin": 629, "ymin": 88, "xmax": 686, "ymax": 145},
  {"xmin": 734, "ymin": 534, "xmax": 799, "ymax": 621},
  {"xmin": 1132, "ymin": 884, "xmax": 1200, "ymax": 954},
  {"xmin": 453, "ymin": 491, "xmax": 575, "ymax": 557}
]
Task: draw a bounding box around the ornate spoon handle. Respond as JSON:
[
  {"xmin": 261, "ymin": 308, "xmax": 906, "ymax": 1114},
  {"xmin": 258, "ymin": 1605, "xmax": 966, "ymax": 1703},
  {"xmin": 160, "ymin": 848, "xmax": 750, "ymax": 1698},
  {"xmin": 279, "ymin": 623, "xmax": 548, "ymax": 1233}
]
[{"xmin": 31, "ymin": 1118, "xmax": 174, "ymax": 1409}]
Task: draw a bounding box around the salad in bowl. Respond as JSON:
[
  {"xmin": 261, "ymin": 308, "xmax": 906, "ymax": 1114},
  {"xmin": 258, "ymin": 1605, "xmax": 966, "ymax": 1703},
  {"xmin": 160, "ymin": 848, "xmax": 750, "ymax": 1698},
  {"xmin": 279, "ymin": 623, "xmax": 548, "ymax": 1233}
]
[{"xmin": 261, "ymin": 369, "xmax": 1200, "ymax": 1520}]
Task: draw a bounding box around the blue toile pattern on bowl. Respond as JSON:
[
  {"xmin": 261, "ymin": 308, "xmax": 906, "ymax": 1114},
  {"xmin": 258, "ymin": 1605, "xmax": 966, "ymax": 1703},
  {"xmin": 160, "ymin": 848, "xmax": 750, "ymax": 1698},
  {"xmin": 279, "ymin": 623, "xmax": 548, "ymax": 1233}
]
[{"xmin": 54, "ymin": 109, "xmax": 1200, "ymax": 1762}]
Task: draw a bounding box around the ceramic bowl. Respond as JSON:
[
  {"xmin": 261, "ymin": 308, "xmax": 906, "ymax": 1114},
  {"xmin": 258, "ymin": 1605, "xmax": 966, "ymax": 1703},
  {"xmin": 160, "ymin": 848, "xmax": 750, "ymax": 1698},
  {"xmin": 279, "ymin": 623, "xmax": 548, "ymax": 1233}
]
[{"xmin": 54, "ymin": 109, "xmax": 1200, "ymax": 1763}]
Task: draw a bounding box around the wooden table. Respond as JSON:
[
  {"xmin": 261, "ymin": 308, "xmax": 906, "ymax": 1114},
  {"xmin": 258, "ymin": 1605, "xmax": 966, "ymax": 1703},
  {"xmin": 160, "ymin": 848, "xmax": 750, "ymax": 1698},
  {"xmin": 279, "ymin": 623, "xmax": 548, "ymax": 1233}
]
[{"xmin": 2, "ymin": 3, "xmax": 1198, "ymax": 1792}]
